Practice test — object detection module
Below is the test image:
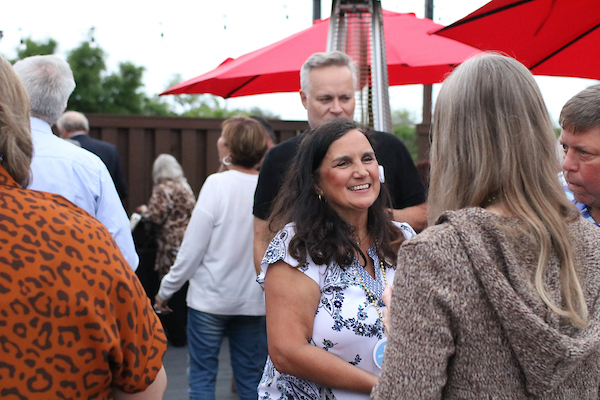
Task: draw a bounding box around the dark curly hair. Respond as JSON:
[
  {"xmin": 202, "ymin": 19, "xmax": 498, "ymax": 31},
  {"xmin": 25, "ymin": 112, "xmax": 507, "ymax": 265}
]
[{"xmin": 268, "ymin": 118, "xmax": 404, "ymax": 268}]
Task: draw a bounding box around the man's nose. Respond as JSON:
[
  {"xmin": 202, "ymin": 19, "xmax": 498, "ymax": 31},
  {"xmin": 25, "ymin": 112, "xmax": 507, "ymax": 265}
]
[
  {"xmin": 330, "ymin": 99, "xmax": 342, "ymax": 114},
  {"xmin": 562, "ymin": 149, "xmax": 578, "ymax": 172}
]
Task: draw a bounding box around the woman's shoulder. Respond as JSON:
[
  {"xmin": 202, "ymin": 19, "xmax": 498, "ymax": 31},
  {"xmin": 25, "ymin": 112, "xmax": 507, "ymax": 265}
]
[
  {"xmin": 205, "ymin": 170, "xmax": 257, "ymax": 186},
  {"xmin": 569, "ymin": 216, "xmax": 600, "ymax": 264},
  {"xmin": 396, "ymin": 208, "xmax": 516, "ymax": 275},
  {"xmin": 392, "ymin": 221, "xmax": 417, "ymax": 240},
  {"xmin": 569, "ymin": 215, "xmax": 600, "ymax": 241},
  {"xmin": 155, "ymin": 179, "xmax": 186, "ymax": 192},
  {"xmin": 271, "ymin": 222, "xmax": 297, "ymax": 237},
  {"xmin": 408, "ymin": 207, "xmax": 510, "ymax": 246},
  {"xmin": 258, "ymin": 223, "xmax": 328, "ymax": 287},
  {"xmin": 203, "ymin": 171, "xmax": 226, "ymax": 184},
  {"xmin": 262, "ymin": 223, "xmax": 297, "ymax": 264},
  {"xmin": 197, "ymin": 172, "xmax": 226, "ymax": 195},
  {"xmin": 397, "ymin": 217, "xmax": 463, "ymax": 256},
  {"xmin": 152, "ymin": 180, "xmax": 180, "ymax": 196},
  {"xmin": 152, "ymin": 181, "xmax": 170, "ymax": 192}
]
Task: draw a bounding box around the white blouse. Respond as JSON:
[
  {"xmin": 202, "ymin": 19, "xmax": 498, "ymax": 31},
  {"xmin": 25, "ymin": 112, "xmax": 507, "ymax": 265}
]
[{"xmin": 257, "ymin": 222, "xmax": 416, "ymax": 400}]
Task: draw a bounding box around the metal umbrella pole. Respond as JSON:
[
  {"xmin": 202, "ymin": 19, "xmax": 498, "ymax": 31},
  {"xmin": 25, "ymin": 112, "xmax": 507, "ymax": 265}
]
[
  {"xmin": 327, "ymin": 0, "xmax": 392, "ymax": 133},
  {"xmin": 416, "ymin": 0, "xmax": 434, "ymax": 162}
]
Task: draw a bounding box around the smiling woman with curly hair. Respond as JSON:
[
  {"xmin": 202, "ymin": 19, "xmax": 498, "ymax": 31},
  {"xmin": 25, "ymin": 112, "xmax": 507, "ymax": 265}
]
[{"xmin": 257, "ymin": 118, "xmax": 416, "ymax": 400}]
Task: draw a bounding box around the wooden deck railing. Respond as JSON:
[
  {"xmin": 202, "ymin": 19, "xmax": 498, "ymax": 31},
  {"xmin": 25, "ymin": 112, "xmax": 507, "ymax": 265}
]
[{"xmin": 84, "ymin": 114, "xmax": 308, "ymax": 214}]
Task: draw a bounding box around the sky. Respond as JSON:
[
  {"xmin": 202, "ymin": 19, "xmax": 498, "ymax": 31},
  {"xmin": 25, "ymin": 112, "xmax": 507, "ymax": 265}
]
[{"xmin": 1, "ymin": 0, "xmax": 597, "ymax": 125}]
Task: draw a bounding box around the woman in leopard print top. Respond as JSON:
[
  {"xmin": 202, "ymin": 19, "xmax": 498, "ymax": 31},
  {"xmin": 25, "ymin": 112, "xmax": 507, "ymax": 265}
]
[
  {"xmin": 0, "ymin": 55, "xmax": 167, "ymax": 399},
  {"xmin": 140, "ymin": 154, "xmax": 196, "ymax": 280},
  {"xmin": 138, "ymin": 153, "xmax": 196, "ymax": 347}
]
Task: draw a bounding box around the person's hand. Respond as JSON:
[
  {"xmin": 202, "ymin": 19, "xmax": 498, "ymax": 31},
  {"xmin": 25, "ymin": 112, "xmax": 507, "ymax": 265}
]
[
  {"xmin": 382, "ymin": 284, "xmax": 393, "ymax": 334},
  {"xmin": 154, "ymin": 295, "xmax": 172, "ymax": 315}
]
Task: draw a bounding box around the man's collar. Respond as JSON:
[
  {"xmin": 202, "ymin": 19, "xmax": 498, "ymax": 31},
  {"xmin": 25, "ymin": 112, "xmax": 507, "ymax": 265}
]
[
  {"xmin": 67, "ymin": 131, "xmax": 88, "ymax": 139},
  {"xmin": 30, "ymin": 117, "xmax": 51, "ymax": 132},
  {"xmin": 589, "ymin": 207, "xmax": 600, "ymax": 226},
  {"xmin": 577, "ymin": 204, "xmax": 600, "ymax": 227}
]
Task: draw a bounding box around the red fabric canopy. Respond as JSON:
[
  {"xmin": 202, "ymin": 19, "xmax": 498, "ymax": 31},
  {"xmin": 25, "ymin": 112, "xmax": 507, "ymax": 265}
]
[
  {"xmin": 434, "ymin": 0, "xmax": 600, "ymax": 80},
  {"xmin": 161, "ymin": 10, "xmax": 481, "ymax": 98}
]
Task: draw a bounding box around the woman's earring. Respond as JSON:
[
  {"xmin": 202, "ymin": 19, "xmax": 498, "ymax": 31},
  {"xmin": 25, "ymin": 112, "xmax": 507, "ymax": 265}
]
[
  {"xmin": 222, "ymin": 155, "xmax": 232, "ymax": 166},
  {"xmin": 316, "ymin": 186, "xmax": 325, "ymax": 202}
]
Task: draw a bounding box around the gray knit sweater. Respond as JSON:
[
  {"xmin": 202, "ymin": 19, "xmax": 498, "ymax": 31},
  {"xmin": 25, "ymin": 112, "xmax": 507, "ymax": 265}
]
[{"xmin": 371, "ymin": 207, "xmax": 600, "ymax": 399}]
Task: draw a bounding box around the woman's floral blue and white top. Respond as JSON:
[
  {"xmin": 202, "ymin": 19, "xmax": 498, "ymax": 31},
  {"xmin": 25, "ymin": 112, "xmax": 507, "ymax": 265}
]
[{"xmin": 257, "ymin": 222, "xmax": 416, "ymax": 400}]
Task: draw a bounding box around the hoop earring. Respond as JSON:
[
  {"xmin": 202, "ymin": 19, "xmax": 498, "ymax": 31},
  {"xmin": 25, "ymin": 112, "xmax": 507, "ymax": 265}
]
[
  {"xmin": 222, "ymin": 155, "xmax": 232, "ymax": 166},
  {"xmin": 318, "ymin": 194, "xmax": 325, "ymax": 202}
]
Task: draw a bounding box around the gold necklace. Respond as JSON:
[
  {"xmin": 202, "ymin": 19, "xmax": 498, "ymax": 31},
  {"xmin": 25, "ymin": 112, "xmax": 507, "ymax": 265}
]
[
  {"xmin": 353, "ymin": 260, "xmax": 387, "ymax": 323},
  {"xmin": 356, "ymin": 231, "xmax": 369, "ymax": 245}
]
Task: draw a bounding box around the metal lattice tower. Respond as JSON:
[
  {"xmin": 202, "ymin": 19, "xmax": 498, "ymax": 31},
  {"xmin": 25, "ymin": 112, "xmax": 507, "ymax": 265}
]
[{"xmin": 327, "ymin": 0, "xmax": 392, "ymax": 132}]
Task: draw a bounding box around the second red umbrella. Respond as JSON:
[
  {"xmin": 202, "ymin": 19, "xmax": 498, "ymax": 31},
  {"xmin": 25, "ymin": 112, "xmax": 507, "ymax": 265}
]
[
  {"xmin": 434, "ymin": 0, "xmax": 600, "ymax": 81},
  {"xmin": 161, "ymin": 10, "xmax": 481, "ymax": 98}
]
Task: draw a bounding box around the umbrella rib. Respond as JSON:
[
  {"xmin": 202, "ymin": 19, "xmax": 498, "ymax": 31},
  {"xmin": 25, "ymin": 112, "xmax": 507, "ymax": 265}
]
[
  {"xmin": 436, "ymin": 0, "xmax": 534, "ymax": 31},
  {"xmin": 226, "ymin": 75, "xmax": 260, "ymax": 98},
  {"xmin": 531, "ymin": 21, "xmax": 600, "ymax": 70}
]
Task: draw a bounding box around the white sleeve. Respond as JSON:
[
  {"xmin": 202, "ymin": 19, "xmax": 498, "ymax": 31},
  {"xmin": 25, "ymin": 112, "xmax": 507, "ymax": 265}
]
[
  {"xmin": 256, "ymin": 223, "xmax": 322, "ymax": 287},
  {"xmin": 94, "ymin": 162, "xmax": 139, "ymax": 271},
  {"xmin": 393, "ymin": 221, "xmax": 417, "ymax": 240},
  {"xmin": 157, "ymin": 176, "xmax": 217, "ymax": 300}
]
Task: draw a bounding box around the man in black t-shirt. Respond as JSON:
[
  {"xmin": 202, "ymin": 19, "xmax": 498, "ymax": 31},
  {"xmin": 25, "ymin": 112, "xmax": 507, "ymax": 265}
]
[{"xmin": 252, "ymin": 51, "xmax": 427, "ymax": 271}]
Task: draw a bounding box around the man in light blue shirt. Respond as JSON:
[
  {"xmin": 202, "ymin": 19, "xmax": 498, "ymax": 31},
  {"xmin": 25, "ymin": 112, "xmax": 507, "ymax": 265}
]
[
  {"xmin": 13, "ymin": 55, "xmax": 139, "ymax": 270},
  {"xmin": 558, "ymin": 84, "xmax": 600, "ymax": 227}
]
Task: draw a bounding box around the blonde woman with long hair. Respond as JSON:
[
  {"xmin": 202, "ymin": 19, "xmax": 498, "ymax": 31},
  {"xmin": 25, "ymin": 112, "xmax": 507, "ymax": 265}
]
[{"xmin": 371, "ymin": 53, "xmax": 600, "ymax": 399}]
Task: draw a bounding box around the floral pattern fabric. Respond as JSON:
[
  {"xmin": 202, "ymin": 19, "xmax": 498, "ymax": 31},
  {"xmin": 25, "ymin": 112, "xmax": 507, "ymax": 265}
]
[{"xmin": 257, "ymin": 222, "xmax": 415, "ymax": 400}]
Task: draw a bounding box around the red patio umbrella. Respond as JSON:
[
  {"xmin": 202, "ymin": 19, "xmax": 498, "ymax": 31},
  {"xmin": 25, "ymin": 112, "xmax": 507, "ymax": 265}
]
[
  {"xmin": 161, "ymin": 10, "xmax": 481, "ymax": 98},
  {"xmin": 434, "ymin": 0, "xmax": 600, "ymax": 80}
]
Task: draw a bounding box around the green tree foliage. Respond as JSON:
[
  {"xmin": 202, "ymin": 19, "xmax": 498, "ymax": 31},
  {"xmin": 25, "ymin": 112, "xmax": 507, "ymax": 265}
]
[
  {"xmin": 8, "ymin": 38, "xmax": 281, "ymax": 118},
  {"xmin": 177, "ymin": 96, "xmax": 280, "ymax": 119},
  {"xmin": 392, "ymin": 109, "xmax": 418, "ymax": 161},
  {"xmin": 11, "ymin": 38, "xmax": 278, "ymax": 117},
  {"xmin": 163, "ymin": 74, "xmax": 280, "ymax": 119},
  {"xmin": 66, "ymin": 42, "xmax": 107, "ymax": 112},
  {"xmin": 12, "ymin": 37, "xmax": 58, "ymax": 61},
  {"xmin": 9, "ymin": 38, "xmax": 173, "ymax": 116},
  {"xmin": 101, "ymin": 62, "xmax": 147, "ymax": 114},
  {"xmin": 66, "ymin": 43, "xmax": 172, "ymax": 115}
]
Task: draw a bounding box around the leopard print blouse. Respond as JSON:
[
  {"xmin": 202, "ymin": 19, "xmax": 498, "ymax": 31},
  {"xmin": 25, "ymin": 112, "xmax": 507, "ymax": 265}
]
[
  {"xmin": 145, "ymin": 180, "xmax": 195, "ymax": 279},
  {"xmin": 0, "ymin": 165, "xmax": 167, "ymax": 399}
]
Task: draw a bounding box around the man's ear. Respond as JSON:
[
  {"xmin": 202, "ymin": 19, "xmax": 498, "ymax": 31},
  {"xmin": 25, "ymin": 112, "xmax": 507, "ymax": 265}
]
[
  {"xmin": 300, "ymin": 90, "xmax": 308, "ymax": 110},
  {"xmin": 56, "ymin": 126, "xmax": 68, "ymax": 139}
]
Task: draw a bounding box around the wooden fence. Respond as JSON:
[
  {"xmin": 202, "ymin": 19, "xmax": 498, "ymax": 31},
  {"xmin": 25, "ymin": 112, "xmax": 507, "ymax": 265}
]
[{"xmin": 85, "ymin": 114, "xmax": 308, "ymax": 214}]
